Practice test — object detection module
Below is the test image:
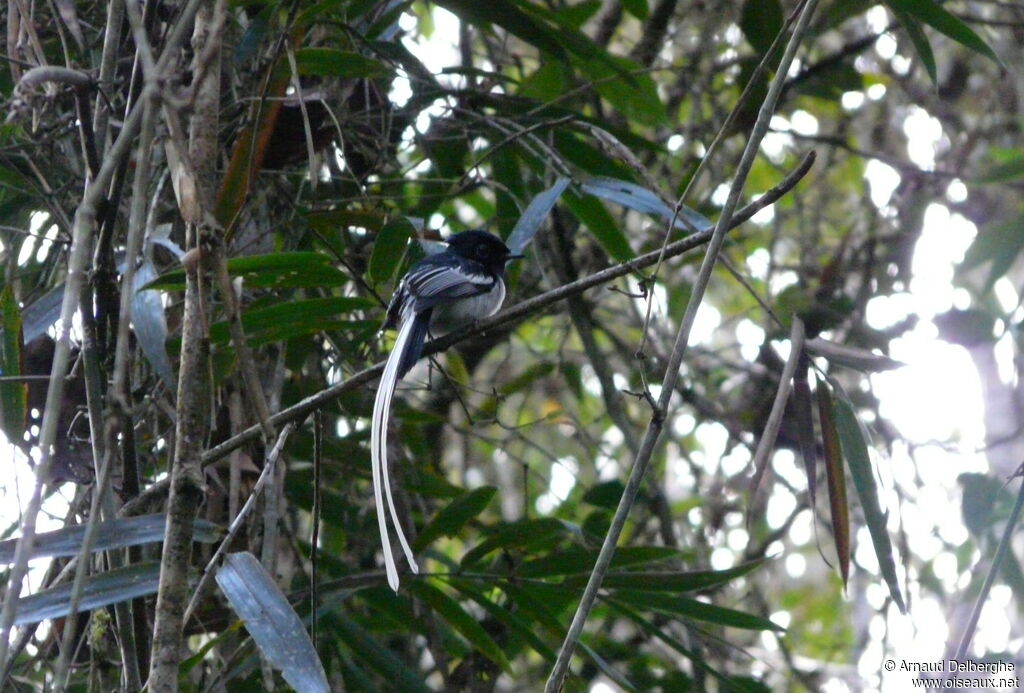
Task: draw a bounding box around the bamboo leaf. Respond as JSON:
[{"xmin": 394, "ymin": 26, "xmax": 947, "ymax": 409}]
[
  {"xmin": 609, "ymin": 592, "xmax": 784, "ymax": 631},
  {"xmin": 885, "ymin": 0, "xmax": 1001, "ymax": 66},
  {"xmin": 505, "ymin": 177, "xmax": 570, "ymax": 255},
  {"xmin": 0, "ymin": 514, "xmax": 220, "ymax": 564},
  {"xmin": 15, "ymin": 562, "xmax": 161, "ymax": 626},
  {"xmin": 569, "ymin": 559, "xmax": 768, "ymax": 591},
  {"xmin": 208, "ymin": 296, "xmax": 375, "ymax": 346},
  {"xmin": 330, "ymin": 613, "xmax": 431, "ymax": 692},
  {"xmin": 891, "ymin": 9, "xmax": 938, "ymax": 83},
  {"xmin": 520, "ymin": 546, "xmax": 679, "ymax": 577},
  {"xmin": 817, "ymin": 380, "xmax": 850, "ymax": 587},
  {"xmin": 369, "ymin": 218, "xmax": 415, "ymax": 285},
  {"xmin": 410, "ymin": 580, "xmax": 511, "ymax": 671},
  {"xmin": 293, "ymin": 48, "xmax": 390, "ymax": 78},
  {"xmin": 413, "ymin": 486, "xmax": 496, "ymax": 551},
  {"xmin": 0, "ymin": 286, "xmax": 26, "ymax": 444},
  {"xmin": 216, "ymin": 552, "xmax": 329, "ymax": 693},
  {"xmin": 450, "ymin": 579, "xmax": 557, "ymax": 662},
  {"xmin": 460, "ymin": 517, "xmax": 568, "ymax": 566},
  {"xmin": 563, "ymin": 190, "xmax": 635, "ymax": 262},
  {"xmin": 146, "ymin": 252, "xmax": 349, "ymax": 291},
  {"xmin": 580, "ymin": 176, "xmax": 712, "ymax": 233},
  {"xmin": 834, "ymin": 397, "xmax": 906, "ymax": 612},
  {"xmin": 433, "ymin": 0, "xmax": 568, "ymax": 59}
]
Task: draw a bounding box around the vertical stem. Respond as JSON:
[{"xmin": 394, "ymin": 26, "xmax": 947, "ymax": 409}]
[
  {"xmin": 146, "ymin": 3, "xmax": 221, "ymax": 690},
  {"xmin": 0, "ymin": 205, "xmax": 96, "ymax": 669}
]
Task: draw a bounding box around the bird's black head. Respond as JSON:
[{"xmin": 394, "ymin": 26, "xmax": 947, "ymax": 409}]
[{"xmin": 446, "ymin": 230, "xmax": 522, "ymax": 272}]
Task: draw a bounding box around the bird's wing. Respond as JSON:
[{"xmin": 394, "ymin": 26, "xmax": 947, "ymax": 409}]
[{"xmin": 405, "ymin": 257, "xmax": 496, "ymax": 308}]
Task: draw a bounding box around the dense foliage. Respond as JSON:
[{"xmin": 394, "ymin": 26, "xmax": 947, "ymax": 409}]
[{"xmin": 0, "ymin": 0, "xmax": 1020, "ymax": 691}]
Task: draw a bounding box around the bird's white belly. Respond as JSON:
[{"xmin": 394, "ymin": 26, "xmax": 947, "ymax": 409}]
[{"xmin": 429, "ymin": 280, "xmax": 505, "ymax": 333}]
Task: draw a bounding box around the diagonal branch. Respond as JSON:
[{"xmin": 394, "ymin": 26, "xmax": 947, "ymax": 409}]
[{"xmin": 544, "ymin": 0, "xmax": 822, "ymax": 688}]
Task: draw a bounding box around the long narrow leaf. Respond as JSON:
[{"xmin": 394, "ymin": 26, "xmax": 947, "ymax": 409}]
[
  {"xmin": 14, "ymin": 562, "xmax": 161, "ymax": 626},
  {"xmin": 329, "ymin": 613, "xmax": 431, "ymax": 692},
  {"xmin": 413, "ymin": 486, "xmax": 496, "ymax": 551},
  {"xmin": 216, "ymin": 552, "xmax": 329, "ymax": 693},
  {"xmin": 450, "ymin": 579, "xmax": 557, "ymax": 662},
  {"xmin": 885, "ymin": 0, "xmax": 1000, "ymax": 65},
  {"xmin": 817, "ymin": 380, "xmax": 850, "ymax": 587},
  {"xmin": 565, "ymin": 559, "xmax": 767, "ymax": 591},
  {"xmin": 520, "ymin": 546, "xmax": 679, "ymax": 577},
  {"xmin": 0, "ymin": 514, "xmax": 220, "ymax": 564},
  {"xmin": 0, "ymin": 287, "xmax": 26, "ymax": 444},
  {"xmin": 460, "ymin": 517, "xmax": 568, "ymax": 566},
  {"xmin": 891, "ymin": 9, "xmax": 938, "ymax": 83},
  {"xmin": 505, "ymin": 177, "xmax": 570, "ymax": 255},
  {"xmin": 146, "ymin": 252, "xmax": 348, "ymax": 290},
  {"xmin": 609, "ymin": 592, "xmax": 783, "ymax": 631},
  {"xmin": 793, "ymin": 358, "xmax": 818, "ymax": 509},
  {"xmin": 607, "ymin": 599, "xmax": 767, "ymax": 692},
  {"xmin": 833, "ymin": 398, "xmax": 906, "ymax": 612},
  {"xmin": 410, "ymin": 580, "xmax": 511, "ymax": 671},
  {"xmin": 369, "ymin": 218, "xmax": 415, "ymax": 285},
  {"xmin": 580, "ymin": 176, "xmax": 713, "ymax": 233}
]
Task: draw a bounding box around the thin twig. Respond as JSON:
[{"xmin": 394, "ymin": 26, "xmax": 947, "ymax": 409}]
[
  {"xmin": 953, "ymin": 471, "xmax": 1024, "ymax": 661},
  {"xmin": 183, "ymin": 423, "xmax": 298, "ymax": 625},
  {"xmin": 544, "ymin": 0, "xmax": 822, "ymax": 687},
  {"xmin": 748, "ymin": 317, "xmax": 807, "ymax": 500}
]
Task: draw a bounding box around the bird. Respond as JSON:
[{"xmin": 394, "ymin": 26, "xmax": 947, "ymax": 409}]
[{"xmin": 372, "ymin": 229, "xmax": 522, "ymax": 591}]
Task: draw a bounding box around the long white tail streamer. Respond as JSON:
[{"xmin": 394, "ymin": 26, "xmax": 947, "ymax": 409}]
[{"xmin": 371, "ymin": 310, "xmax": 421, "ymax": 591}]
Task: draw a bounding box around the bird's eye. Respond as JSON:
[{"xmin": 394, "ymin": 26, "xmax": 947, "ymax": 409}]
[{"xmin": 476, "ymin": 245, "xmax": 491, "ymax": 259}]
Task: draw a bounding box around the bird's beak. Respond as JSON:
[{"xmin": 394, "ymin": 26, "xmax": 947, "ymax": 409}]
[{"xmin": 507, "ymin": 252, "xmax": 525, "ymax": 260}]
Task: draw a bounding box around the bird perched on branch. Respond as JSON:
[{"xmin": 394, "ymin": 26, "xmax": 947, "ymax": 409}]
[{"xmin": 372, "ymin": 230, "xmax": 522, "ymax": 591}]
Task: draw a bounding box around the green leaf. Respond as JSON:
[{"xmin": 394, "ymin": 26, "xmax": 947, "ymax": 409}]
[
  {"xmin": 610, "ymin": 592, "xmax": 784, "ymax": 631},
  {"xmin": 582, "ymin": 480, "xmax": 625, "ymax": 508},
  {"xmin": 621, "ymin": 0, "xmax": 648, "ymax": 20},
  {"xmin": 450, "ymin": 579, "xmax": 557, "ymax": 662},
  {"xmin": 293, "ymin": 47, "xmax": 390, "ymax": 78},
  {"xmin": 520, "ymin": 546, "xmax": 679, "ymax": 577},
  {"xmin": 0, "ymin": 287, "xmax": 26, "ymax": 445},
  {"xmin": 978, "ymin": 155, "xmax": 1024, "ymax": 184},
  {"xmin": 410, "ymin": 580, "xmax": 511, "ymax": 671},
  {"xmin": 740, "ymin": 0, "xmax": 783, "ymax": 55},
  {"xmin": 571, "ymin": 559, "xmax": 768, "ymax": 591},
  {"xmin": 817, "ymin": 381, "xmax": 850, "ymax": 587},
  {"xmin": 147, "ymin": 252, "xmax": 349, "ymax": 291},
  {"xmin": 892, "ymin": 10, "xmax": 938, "ymax": 83},
  {"xmin": 958, "ymin": 214, "xmax": 1024, "ymax": 291},
  {"xmin": 564, "ymin": 190, "xmax": 635, "ymax": 262},
  {"xmin": 885, "ymin": 0, "xmax": 1000, "ymax": 66},
  {"xmin": 583, "ymin": 55, "xmax": 667, "ymax": 127},
  {"xmin": 208, "ymin": 296, "xmax": 375, "ymax": 346},
  {"xmin": 369, "ymin": 218, "xmax": 415, "ymax": 285},
  {"xmin": 330, "ymin": 613, "xmax": 431, "ymax": 692},
  {"xmin": 434, "ymin": 0, "xmax": 568, "ymax": 59},
  {"xmin": 608, "ymin": 599, "xmax": 767, "ymax": 692},
  {"xmin": 460, "ymin": 517, "xmax": 568, "ymax": 566},
  {"xmin": 413, "ymin": 486, "xmax": 496, "ymax": 551},
  {"xmin": 834, "ymin": 396, "xmax": 907, "ymax": 612}
]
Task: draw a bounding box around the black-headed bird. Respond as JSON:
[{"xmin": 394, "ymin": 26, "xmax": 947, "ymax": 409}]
[{"xmin": 372, "ymin": 230, "xmax": 522, "ymax": 591}]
